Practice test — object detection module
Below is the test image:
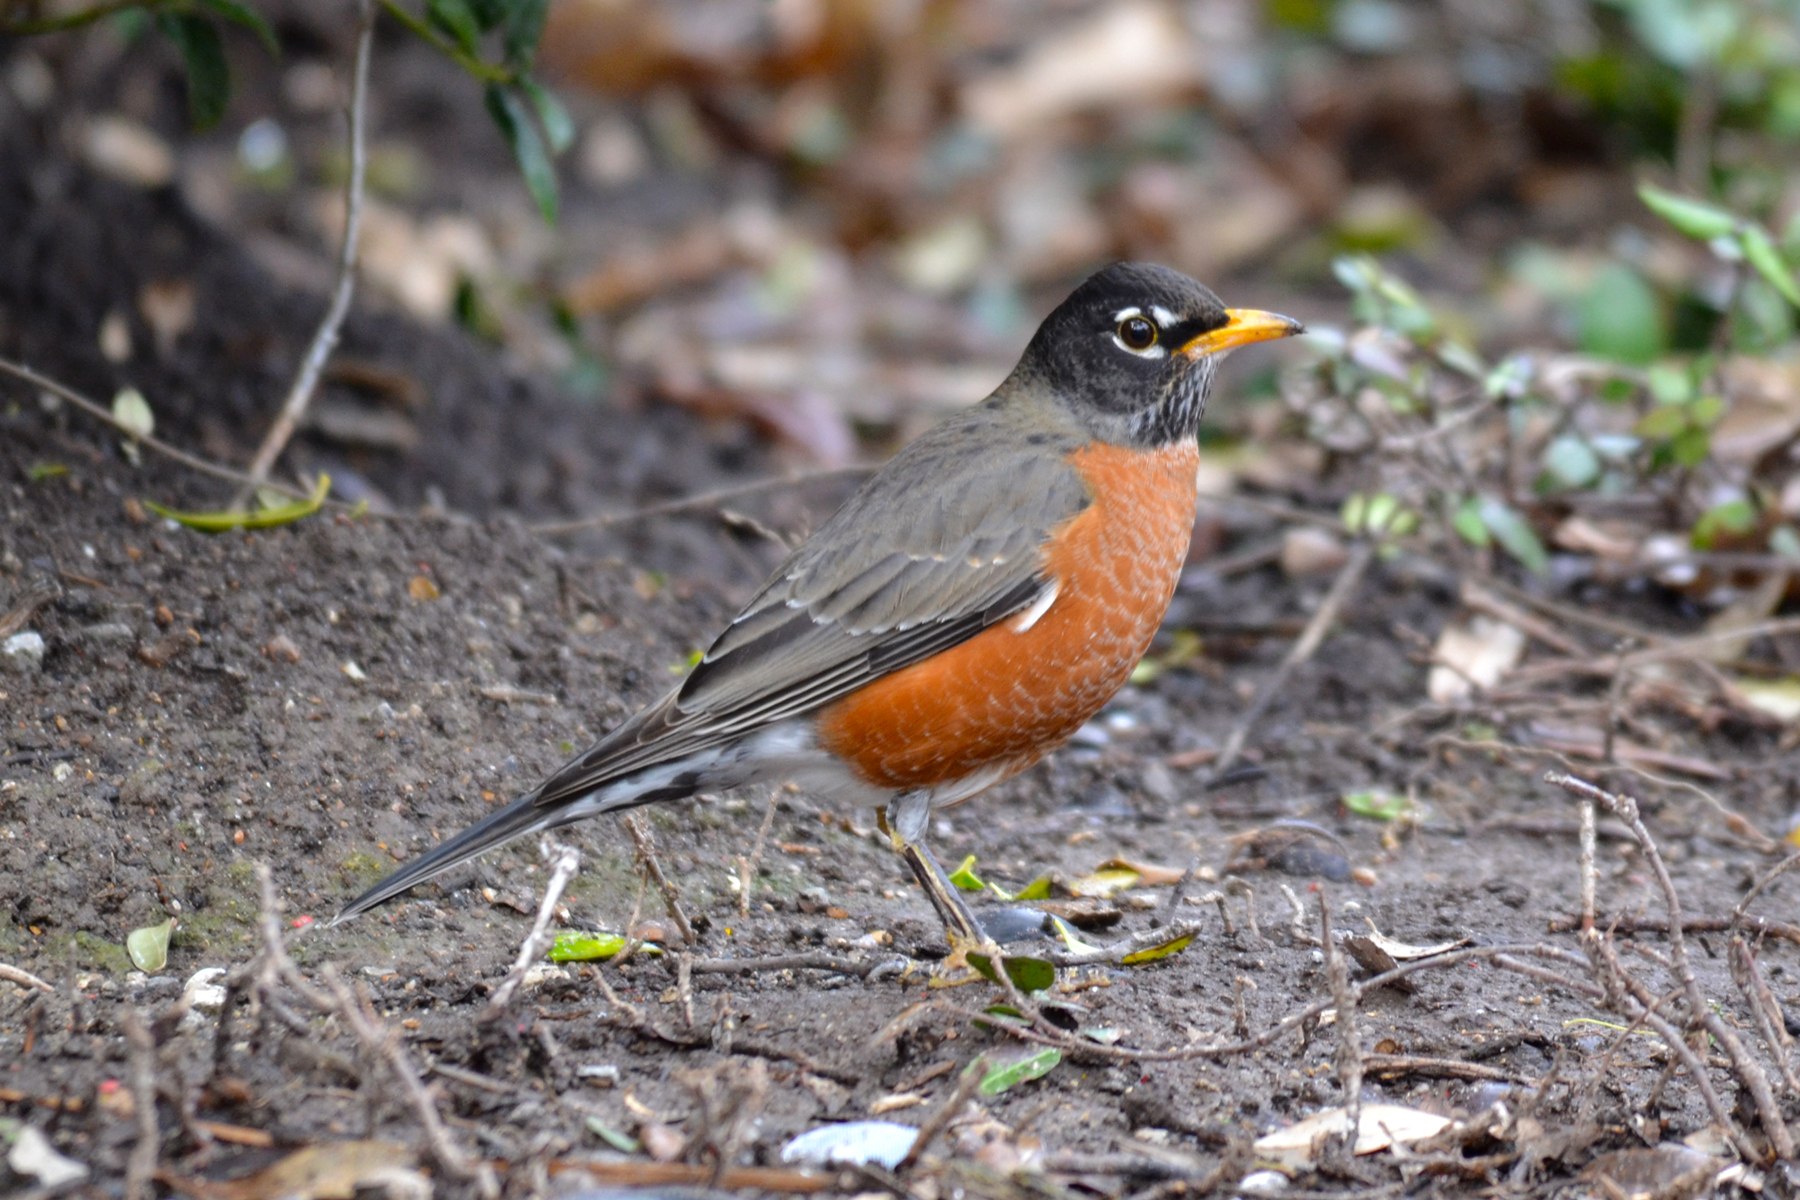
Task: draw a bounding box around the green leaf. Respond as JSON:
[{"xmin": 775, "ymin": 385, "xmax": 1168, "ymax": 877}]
[
  {"xmin": 1578, "ymin": 264, "xmax": 1663, "ymax": 365},
  {"xmin": 546, "ymin": 930, "xmax": 660, "ymax": 961},
  {"xmin": 1668, "ymin": 425, "xmax": 1711, "ymax": 467},
  {"xmin": 156, "ymin": 15, "xmax": 231, "ymax": 130},
  {"xmin": 1740, "ymin": 224, "xmax": 1800, "ymax": 308},
  {"xmin": 1636, "ymin": 403, "xmax": 1689, "ymax": 440},
  {"xmin": 196, "ymin": 0, "xmax": 278, "ymax": 54},
  {"xmin": 965, "ymin": 952, "xmax": 1056, "ymax": 994},
  {"xmin": 27, "ymin": 463, "xmax": 69, "ymax": 482},
  {"xmin": 111, "ymin": 387, "xmax": 154, "ymax": 440},
  {"xmin": 1478, "ymin": 498, "xmax": 1549, "ymax": 574},
  {"xmin": 1692, "ymin": 498, "xmax": 1758, "ymax": 549},
  {"xmin": 126, "ymin": 918, "xmax": 174, "ymax": 972},
  {"xmin": 485, "ymin": 83, "xmax": 558, "ymax": 222},
  {"xmin": 1013, "ymin": 875, "xmax": 1052, "ymax": 902},
  {"xmin": 1451, "ymin": 498, "xmax": 1490, "ymax": 547},
  {"xmin": 585, "ymin": 1117, "xmax": 639, "ymax": 1154},
  {"xmin": 1637, "ymin": 182, "xmax": 1737, "ymax": 241},
  {"xmin": 1047, "ymin": 915, "xmax": 1102, "ymax": 955},
  {"xmin": 977, "ymin": 1048, "xmax": 1061, "ymax": 1096},
  {"xmin": 427, "ymin": 0, "xmax": 482, "ymax": 53},
  {"xmin": 1343, "ymin": 790, "xmax": 1411, "ymax": 821},
  {"xmin": 1121, "ymin": 932, "xmax": 1194, "ymax": 965},
  {"xmin": 949, "ymin": 855, "xmax": 986, "ymax": 893},
  {"xmin": 1541, "ymin": 435, "xmax": 1601, "ymax": 490},
  {"xmin": 501, "ymin": 0, "xmax": 549, "ymax": 67},
  {"xmin": 523, "ymin": 79, "xmax": 574, "ymax": 154},
  {"xmin": 145, "ymin": 473, "xmax": 332, "ymax": 533}
]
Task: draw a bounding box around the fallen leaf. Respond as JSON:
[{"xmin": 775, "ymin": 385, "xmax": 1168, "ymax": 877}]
[
  {"xmin": 176, "ymin": 1140, "xmax": 417, "ymax": 1200},
  {"xmin": 125, "ymin": 919, "xmax": 174, "ymax": 973},
  {"xmin": 1121, "ymin": 932, "xmax": 1193, "ymax": 965},
  {"xmin": 977, "ymin": 1048, "xmax": 1061, "ymax": 1096},
  {"xmin": 1254, "ymin": 1104, "xmax": 1450, "ymax": 1169}
]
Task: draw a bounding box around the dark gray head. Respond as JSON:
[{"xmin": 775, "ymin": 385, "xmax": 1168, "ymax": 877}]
[{"xmin": 1012, "ymin": 262, "xmax": 1302, "ymax": 447}]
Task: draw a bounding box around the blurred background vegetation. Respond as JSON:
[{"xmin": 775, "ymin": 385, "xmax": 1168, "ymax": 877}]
[{"xmin": 4, "ymin": 0, "xmax": 1799, "ymax": 612}]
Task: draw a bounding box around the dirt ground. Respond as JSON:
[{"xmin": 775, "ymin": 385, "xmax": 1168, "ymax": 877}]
[{"xmin": 5, "ymin": 17, "xmax": 1800, "ymax": 1200}]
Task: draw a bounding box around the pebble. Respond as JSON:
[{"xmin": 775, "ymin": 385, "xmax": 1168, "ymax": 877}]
[
  {"xmin": 1237, "ymin": 1169, "xmax": 1289, "ymax": 1196},
  {"xmin": 1, "ymin": 630, "xmax": 46, "ymax": 672}
]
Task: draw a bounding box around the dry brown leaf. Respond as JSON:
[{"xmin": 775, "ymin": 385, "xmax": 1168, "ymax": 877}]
[
  {"xmin": 1254, "ymin": 1104, "xmax": 1450, "ymax": 1169},
  {"xmin": 160, "ymin": 1140, "xmax": 417, "ymax": 1200}
]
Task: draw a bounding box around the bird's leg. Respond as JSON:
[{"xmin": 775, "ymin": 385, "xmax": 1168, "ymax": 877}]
[{"xmin": 882, "ymin": 792, "xmax": 984, "ymax": 949}]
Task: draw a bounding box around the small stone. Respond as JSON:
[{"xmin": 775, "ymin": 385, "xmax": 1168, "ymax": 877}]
[
  {"xmin": 263, "ymin": 634, "xmax": 302, "ymax": 663},
  {"xmin": 1, "ymin": 630, "xmax": 46, "ymax": 672},
  {"xmin": 1239, "ymin": 1169, "xmax": 1289, "ymax": 1196}
]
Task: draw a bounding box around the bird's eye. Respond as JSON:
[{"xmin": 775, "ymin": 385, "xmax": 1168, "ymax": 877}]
[{"xmin": 1117, "ymin": 316, "xmax": 1158, "ymax": 351}]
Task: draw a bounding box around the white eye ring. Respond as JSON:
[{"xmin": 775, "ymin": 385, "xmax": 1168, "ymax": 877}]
[{"xmin": 1109, "ymin": 308, "xmax": 1167, "ymax": 358}]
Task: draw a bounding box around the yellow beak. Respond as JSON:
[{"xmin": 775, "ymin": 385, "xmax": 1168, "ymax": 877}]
[{"xmin": 1179, "ymin": 308, "xmax": 1305, "ymax": 358}]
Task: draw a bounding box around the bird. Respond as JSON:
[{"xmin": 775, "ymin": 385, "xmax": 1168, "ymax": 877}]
[{"xmin": 336, "ymin": 262, "xmax": 1302, "ymax": 943}]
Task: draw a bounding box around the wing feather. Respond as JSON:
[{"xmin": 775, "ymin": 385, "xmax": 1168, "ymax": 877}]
[{"xmin": 528, "ymin": 405, "xmax": 1090, "ymax": 809}]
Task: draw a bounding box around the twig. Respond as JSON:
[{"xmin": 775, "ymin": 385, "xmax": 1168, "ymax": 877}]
[
  {"xmin": 1729, "ymin": 939, "xmax": 1800, "ymax": 1096},
  {"xmin": 529, "ymin": 465, "xmax": 872, "ymax": 535},
  {"xmin": 1546, "ymin": 912, "xmax": 1800, "ymax": 946},
  {"xmin": 0, "ymin": 963, "xmax": 55, "ymax": 993},
  {"xmin": 0, "ymin": 356, "xmax": 312, "ymax": 501},
  {"xmin": 483, "ymin": 838, "xmax": 581, "ymax": 1020},
  {"xmin": 237, "ymin": 0, "xmax": 375, "ymax": 500},
  {"xmin": 1547, "ymin": 772, "xmax": 1795, "ymax": 1160},
  {"xmin": 122, "ymin": 1009, "xmax": 160, "ymax": 1200},
  {"xmin": 321, "ymin": 966, "xmax": 497, "ymax": 1195},
  {"xmin": 688, "ymin": 952, "xmax": 894, "ymax": 978},
  {"xmin": 1320, "ymin": 894, "xmax": 1362, "ymax": 1171},
  {"xmin": 624, "ymin": 813, "xmax": 696, "ymax": 945},
  {"xmin": 736, "ymin": 790, "xmax": 780, "ymax": 917},
  {"xmin": 896, "ymin": 1055, "xmax": 986, "ymax": 1171},
  {"xmin": 1212, "ymin": 540, "xmax": 1374, "ymax": 777}
]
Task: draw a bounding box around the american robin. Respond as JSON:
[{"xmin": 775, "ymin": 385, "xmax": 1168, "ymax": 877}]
[{"xmin": 337, "ymin": 263, "xmax": 1301, "ymax": 942}]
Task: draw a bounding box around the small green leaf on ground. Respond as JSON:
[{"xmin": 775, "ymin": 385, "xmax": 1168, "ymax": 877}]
[
  {"xmin": 1048, "ymin": 915, "xmax": 1102, "ymax": 955},
  {"xmin": 1476, "ymin": 497, "xmax": 1549, "ymax": 573},
  {"xmin": 965, "ymin": 952, "xmax": 1055, "ymax": 994},
  {"xmin": 548, "ymin": 930, "xmax": 658, "ymax": 961},
  {"xmin": 1121, "ymin": 932, "xmax": 1193, "ymax": 965},
  {"xmin": 1343, "ymin": 790, "xmax": 1412, "ymax": 821},
  {"xmin": 27, "ymin": 463, "xmax": 69, "ymax": 482},
  {"xmin": 1013, "ymin": 875, "xmax": 1053, "ymax": 902},
  {"xmin": 584, "ymin": 1116, "xmax": 639, "ymax": 1154},
  {"xmin": 145, "ymin": 473, "xmax": 332, "ymax": 533},
  {"xmin": 1637, "ymin": 182, "xmax": 1737, "ymax": 241},
  {"xmin": 126, "ymin": 918, "xmax": 174, "ymax": 972},
  {"xmin": 977, "ymin": 1047, "xmax": 1061, "ymax": 1096},
  {"xmin": 949, "ymin": 854, "xmax": 986, "ymax": 892}
]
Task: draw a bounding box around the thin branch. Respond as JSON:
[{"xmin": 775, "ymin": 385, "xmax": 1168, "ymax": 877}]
[
  {"xmin": 1212, "ymin": 540, "xmax": 1374, "ymax": 776},
  {"xmin": 529, "ymin": 465, "xmax": 873, "ymax": 536},
  {"xmin": 0, "ymin": 963, "xmax": 55, "ymax": 993},
  {"xmin": 237, "ymin": 0, "xmax": 375, "ymax": 499},
  {"xmin": 1, "ymin": 0, "xmax": 154, "ymax": 35},
  {"xmin": 0, "ymin": 356, "xmax": 312, "ymax": 500},
  {"xmin": 482, "ymin": 838, "xmax": 580, "ymax": 1020}
]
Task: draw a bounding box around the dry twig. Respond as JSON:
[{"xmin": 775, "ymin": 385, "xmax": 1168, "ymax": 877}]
[
  {"xmin": 238, "ymin": 0, "xmax": 375, "ymax": 498},
  {"xmin": 1212, "ymin": 540, "xmax": 1374, "ymax": 776},
  {"xmin": 483, "ymin": 838, "xmax": 581, "ymax": 1020},
  {"xmin": 624, "ymin": 813, "xmax": 696, "ymax": 945}
]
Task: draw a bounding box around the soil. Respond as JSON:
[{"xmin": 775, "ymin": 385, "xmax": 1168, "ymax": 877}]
[{"xmin": 4, "ymin": 29, "xmax": 1800, "ymax": 1200}]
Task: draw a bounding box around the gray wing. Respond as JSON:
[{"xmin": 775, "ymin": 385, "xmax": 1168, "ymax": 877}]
[{"xmin": 531, "ymin": 409, "xmax": 1090, "ymax": 807}]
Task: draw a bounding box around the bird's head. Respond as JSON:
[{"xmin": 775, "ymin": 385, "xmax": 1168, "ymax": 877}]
[{"xmin": 1016, "ymin": 262, "xmax": 1303, "ymax": 447}]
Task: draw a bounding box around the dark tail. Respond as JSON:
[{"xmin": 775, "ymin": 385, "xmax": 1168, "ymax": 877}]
[{"xmin": 331, "ymin": 790, "xmax": 563, "ymax": 925}]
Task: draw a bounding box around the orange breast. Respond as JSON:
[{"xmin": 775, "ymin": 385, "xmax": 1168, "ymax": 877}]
[{"xmin": 814, "ymin": 440, "xmax": 1200, "ymax": 792}]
